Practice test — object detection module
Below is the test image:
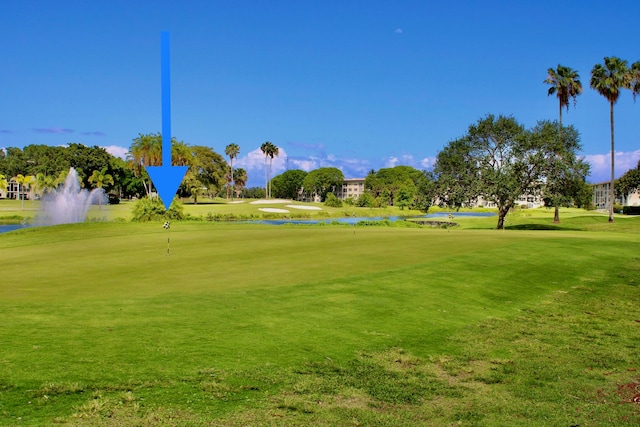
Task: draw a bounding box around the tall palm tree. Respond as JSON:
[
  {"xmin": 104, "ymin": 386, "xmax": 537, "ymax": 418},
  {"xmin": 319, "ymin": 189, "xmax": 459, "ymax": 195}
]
[
  {"xmin": 544, "ymin": 65, "xmax": 582, "ymax": 222},
  {"xmin": 590, "ymin": 57, "xmax": 631, "ymax": 222},
  {"xmin": 127, "ymin": 133, "xmax": 162, "ymax": 195},
  {"xmin": 544, "ymin": 65, "xmax": 582, "ymax": 128},
  {"xmin": 267, "ymin": 143, "xmax": 279, "ymax": 198},
  {"xmin": 225, "ymin": 143, "xmax": 240, "ymax": 200},
  {"xmin": 260, "ymin": 141, "xmax": 279, "ymax": 198}
]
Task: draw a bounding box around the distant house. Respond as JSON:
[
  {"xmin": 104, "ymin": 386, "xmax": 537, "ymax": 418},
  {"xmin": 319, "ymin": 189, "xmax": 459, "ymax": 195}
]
[
  {"xmin": 592, "ymin": 181, "xmax": 640, "ymax": 209},
  {"xmin": 5, "ymin": 179, "xmax": 30, "ymax": 200}
]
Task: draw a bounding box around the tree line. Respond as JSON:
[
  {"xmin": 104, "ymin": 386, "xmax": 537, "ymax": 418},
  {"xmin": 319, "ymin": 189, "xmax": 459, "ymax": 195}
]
[{"xmin": 2, "ymin": 58, "xmax": 639, "ymax": 228}]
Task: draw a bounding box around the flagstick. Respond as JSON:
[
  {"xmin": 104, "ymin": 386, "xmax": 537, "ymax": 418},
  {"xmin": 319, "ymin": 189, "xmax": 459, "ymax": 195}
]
[{"xmin": 163, "ymin": 221, "xmax": 171, "ymax": 255}]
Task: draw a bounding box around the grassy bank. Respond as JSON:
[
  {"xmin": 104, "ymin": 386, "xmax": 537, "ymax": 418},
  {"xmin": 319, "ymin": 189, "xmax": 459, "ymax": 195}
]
[{"xmin": 0, "ymin": 217, "xmax": 638, "ymax": 425}]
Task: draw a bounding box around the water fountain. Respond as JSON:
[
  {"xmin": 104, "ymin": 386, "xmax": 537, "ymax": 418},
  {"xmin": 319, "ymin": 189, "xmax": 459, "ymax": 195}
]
[{"xmin": 36, "ymin": 168, "xmax": 107, "ymax": 226}]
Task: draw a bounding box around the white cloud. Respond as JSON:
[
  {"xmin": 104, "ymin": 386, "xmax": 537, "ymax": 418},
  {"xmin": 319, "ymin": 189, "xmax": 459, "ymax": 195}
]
[
  {"xmin": 102, "ymin": 145, "xmax": 128, "ymax": 159},
  {"xmin": 420, "ymin": 157, "xmax": 436, "ymax": 168},
  {"xmin": 395, "ymin": 28, "xmax": 403, "ymax": 34},
  {"xmin": 236, "ymin": 147, "xmax": 288, "ymax": 185},
  {"xmin": 290, "ymin": 159, "xmax": 318, "ymax": 171},
  {"xmin": 583, "ymin": 149, "xmax": 640, "ymax": 183},
  {"xmin": 384, "ymin": 156, "xmax": 399, "ymax": 167},
  {"xmin": 384, "ymin": 154, "xmax": 435, "ymax": 170}
]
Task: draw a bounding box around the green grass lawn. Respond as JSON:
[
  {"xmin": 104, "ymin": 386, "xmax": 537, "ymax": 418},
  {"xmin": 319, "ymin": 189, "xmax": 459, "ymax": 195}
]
[{"xmin": 0, "ymin": 210, "xmax": 639, "ymax": 425}]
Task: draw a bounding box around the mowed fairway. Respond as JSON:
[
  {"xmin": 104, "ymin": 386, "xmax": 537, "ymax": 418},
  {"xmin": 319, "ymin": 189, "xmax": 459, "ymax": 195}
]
[{"xmin": 1, "ymin": 220, "xmax": 639, "ymax": 425}]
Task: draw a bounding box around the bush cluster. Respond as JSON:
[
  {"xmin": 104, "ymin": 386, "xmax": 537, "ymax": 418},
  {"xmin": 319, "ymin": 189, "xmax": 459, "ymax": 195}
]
[{"xmin": 131, "ymin": 196, "xmax": 184, "ymax": 222}]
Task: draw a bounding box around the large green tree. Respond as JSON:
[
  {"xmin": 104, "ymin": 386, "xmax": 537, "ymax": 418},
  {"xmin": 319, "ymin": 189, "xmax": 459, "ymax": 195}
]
[
  {"xmin": 590, "ymin": 57, "xmax": 630, "ymax": 222},
  {"xmin": 302, "ymin": 167, "xmax": 344, "ymax": 202},
  {"xmin": 440, "ymin": 114, "xmax": 559, "ymax": 229},
  {"xmin": 533, "ymin": 121, "xmax": 590, "ymax": 222},
  {"xmin": 433, "ymin": 138, "xmax": 481, "ymax": 210},
  {"xmin": 271, "ymin": 169, "xmax": 308, "ymax": 200},
  {"xmin": 187, "ymin": 145, "xmax": 228, "ymax": 198},
  {"xmin": 364, "ymin": 166, "xmax": 425, "ymax": 206}
]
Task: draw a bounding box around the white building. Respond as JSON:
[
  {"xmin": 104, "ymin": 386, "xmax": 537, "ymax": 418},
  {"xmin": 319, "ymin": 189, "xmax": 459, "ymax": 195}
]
[
  {"xmin": 337, "ymin": 178, "xmax": 366, "ymax": 200},
  {"xmin": 592, "ymin": 181, "xmax": 640, "ymax": 209}
]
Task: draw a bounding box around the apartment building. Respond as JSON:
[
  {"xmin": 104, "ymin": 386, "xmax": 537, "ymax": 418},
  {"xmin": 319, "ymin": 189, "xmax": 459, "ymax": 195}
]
[
  {"xmin": 337, "ymin": 178, "xmax": 366, "ymax": 200},
  {"xmin": 592, "ymin": 181, "xmax": 640, "ymax": 209}
]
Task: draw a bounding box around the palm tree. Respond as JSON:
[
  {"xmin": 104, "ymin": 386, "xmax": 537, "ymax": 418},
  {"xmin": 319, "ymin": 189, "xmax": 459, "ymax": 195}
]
[
  {"xmin": 88, "ymin": 167, "xmax": 115, "ymax": 209},
  {"xmin": 260, "ymin": 142, "xmax": 279, "ymax": 198},
  {"xmin": 127, "ymin": 133, "xmax": 162, "ymax": 195},
  {"xmin": 544, "ymin": 65, "xmax": 582, "ymax": 222},
  {"xmin": 544, "ymin": 65, "xmax": 582, "ymax": 128},
  {"xmin": 0, "ymin": 174, "xmax": 8, "ymax": 197},
  {"xmin": 631, "ymin": 61, "xmax": 640, "ymax": 100},
  {"xmin": 12, "ymin": 174, "xmax": 35, "ymax": 210},
  {"xmin": 233, "ymin": 168, "xmax": 248, "ymax": 199},
  {"xmin": 590, "ymin": 57, "xmax": 631, "ymax": 222},
  {"xmin": 225, "ymin": 143, "xmax": 240, "ymax": 200},
  {"xmin": 34, "ymin": 173, "xmax": 56, "ymax": 199}
]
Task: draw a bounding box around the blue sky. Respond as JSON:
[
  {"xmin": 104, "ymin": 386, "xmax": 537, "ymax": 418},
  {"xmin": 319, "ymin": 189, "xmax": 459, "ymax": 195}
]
[{"xmin": 1, "ymin": 0, "xmax": 639, "ymax": 187}]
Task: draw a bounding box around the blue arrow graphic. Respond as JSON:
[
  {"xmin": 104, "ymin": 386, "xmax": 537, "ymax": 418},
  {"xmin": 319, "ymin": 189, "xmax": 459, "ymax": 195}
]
[{"xmin": 146, "ymin": 32, "xmax": 188, "ymax": 211}]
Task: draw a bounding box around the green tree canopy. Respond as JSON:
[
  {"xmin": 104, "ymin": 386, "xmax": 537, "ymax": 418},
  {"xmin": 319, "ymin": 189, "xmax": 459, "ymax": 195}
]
[
  {"xmin": 187, "ymin": 145, "xmax": 228, "ymax": 198},
  {"xmin": 302, "ymin": 167, "xmax": 344, "ymax": 201},
  {"xmin": 433, "ymin": 138, "xmax": 481, "ymax": 210},
  {"xmin": 271, "ymin": 169, "xmax": 308, "ymax": 200},
  {"xmin": 365, "ymin": 165, "xmax": 430, "ymax": 207},
  {"xmin": 532, "ymin": 121, "xmax": 590, "ymax": 222},
  {"xmin": 438, "ymin": 114, "xmax": 564, "ymax": 229},
  {"xmin": 616, "ymin": 160, "xmax": 640, "ymax": 200}
]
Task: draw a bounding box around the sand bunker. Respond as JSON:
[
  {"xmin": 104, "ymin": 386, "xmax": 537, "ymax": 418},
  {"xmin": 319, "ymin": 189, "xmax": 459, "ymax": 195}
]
[
  {"xmin": 286, "ymin": 205, "xmax": 322, "ymax": 211},
  {"xmin": 250, "ymin": 199, "xmax": 290, "ymax": 204},
  {"xmin": 258, "ymin": 208, "xmax": 290, "ymax": 213},
  {"xmin": 227, "ymin": 201, "xmax": 245, "ymax": 204}
]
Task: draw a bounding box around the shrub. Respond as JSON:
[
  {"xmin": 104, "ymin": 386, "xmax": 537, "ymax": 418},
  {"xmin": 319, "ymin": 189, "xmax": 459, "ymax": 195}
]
[
  {"xmin": 131, "ymin": 196, "xmax": 184, "ymax": 222},
  {"xmin": 622, "ymin": 206, "xmax": 640, "ymax": 215},
  {"xmin": 344, "ymin": 197, "xmax": 355, "ymax": 206},
  {"xmin": 324, "ymin": 192, "xmax": 343, "ymax": 208},
  {"xmin": 356, "ymin": 192, "xmax": 375, "ymax": 208},
  {"xmin": 613, "ymin": 203, "xmax": 624, "ymax": 213}
]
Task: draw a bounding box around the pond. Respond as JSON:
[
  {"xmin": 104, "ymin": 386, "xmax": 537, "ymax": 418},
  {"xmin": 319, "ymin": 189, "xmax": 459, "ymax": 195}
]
[
  {"xmin": 0, "ymin": 224, "xmax": 27, "ymax": 234},
  {"xmin": 250, "ymin": 212, "xmax": 496, "ymax": 225},
  {"xmin": 0, "ymin": 212, "xmax": 496, "ymax": 233}
]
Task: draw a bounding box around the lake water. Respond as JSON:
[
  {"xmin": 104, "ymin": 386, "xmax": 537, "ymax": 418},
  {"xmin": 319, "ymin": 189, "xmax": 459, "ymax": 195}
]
[
  {"xmin": 251, "ymin": 212, "xmax": 495, "ymax": 225},
  {"xmin": 0, "ymin": 212, "xmax": 496, "ymax": 233},
  {"xmin": 0, "ymin": 224, "xmax": 26, "ymax": 234}
]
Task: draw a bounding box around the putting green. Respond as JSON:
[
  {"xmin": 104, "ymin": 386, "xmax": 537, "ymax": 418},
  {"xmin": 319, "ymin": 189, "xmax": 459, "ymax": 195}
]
[{"xmin": 0, "ymin": 221, "xmax": 638, "ymax": 425}]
